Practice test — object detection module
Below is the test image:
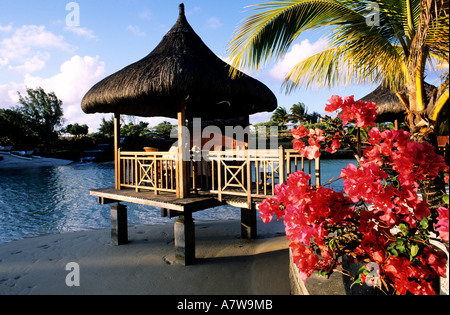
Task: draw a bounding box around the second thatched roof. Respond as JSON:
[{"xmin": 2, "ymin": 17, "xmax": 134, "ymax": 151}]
[
  {"xmin": 360, "ymin": 83, "xmax": 436, "ymax": 123},
  {"xmin": 81, "ymin": 4, "xmax": 277, "ymax": 120}
]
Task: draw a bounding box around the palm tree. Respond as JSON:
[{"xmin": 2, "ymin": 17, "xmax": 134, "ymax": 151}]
[
  {"xmin": 289, "ymin": 102, "xmax": 321, "ymax": 124},
  {"xmin": 289, "ymin": 102, "xmax": 308, "ymax": 124},
  {"xmin": 228, "ymin": 0, "xmax": 449, "ymax": 143},
  {"xmin": 271, "ymin": 106, "xmax": 291, "ymax": 129}
]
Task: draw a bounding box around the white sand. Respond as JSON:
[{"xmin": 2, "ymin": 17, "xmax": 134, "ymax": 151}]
[
  {"xmin": 0, "ymin": 219, "xmax": 290, "ymax": 295},
  {"xmin": 0, "ymin": 152, "xmax": 72, "ymax": 170}
]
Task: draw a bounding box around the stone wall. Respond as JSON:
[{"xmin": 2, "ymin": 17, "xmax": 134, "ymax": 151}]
[{"xmin": 289, "ymin": 247, "xmax": 449, "ymax": 295}]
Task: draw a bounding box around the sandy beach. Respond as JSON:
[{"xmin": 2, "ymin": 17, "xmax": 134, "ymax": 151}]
[
  {"xmin": 1, "ymin": 150, "xmax": 291, "ymax": 295},
  {"xmin": 0, "ymin": 219, "xmax": 290, "ymax": 295},
  {"xmin": 0, "ymin": 152, "xmax": 72, "ymax": 170}
]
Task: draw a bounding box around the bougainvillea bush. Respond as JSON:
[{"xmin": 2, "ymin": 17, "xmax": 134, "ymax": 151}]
[{"xmin": 259, "ymin": 96, "xmax": 449, "ymax": 295}]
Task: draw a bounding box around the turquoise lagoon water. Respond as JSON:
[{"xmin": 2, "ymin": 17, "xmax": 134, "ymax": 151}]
[{"xmin": 0, "ymin": 159, "xmax": 356, "ymax": 244}]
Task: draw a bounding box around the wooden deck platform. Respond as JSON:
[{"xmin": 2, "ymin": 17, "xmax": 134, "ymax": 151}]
[
  {"xmin": 90, "ymin": 187, "xmax": 221, "ymax": 213},
  {"xmin": 90, "ymin": 187, "xmax": 266, "ymax": 212},
  {"xmin": 89, "ymin": 187, "xmax": 263, "ymax": 265}
]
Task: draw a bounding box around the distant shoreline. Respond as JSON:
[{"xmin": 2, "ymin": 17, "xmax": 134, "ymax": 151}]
[{"xmin": 0, "ymin": 151, "xmax": 72, "ymax": 170}]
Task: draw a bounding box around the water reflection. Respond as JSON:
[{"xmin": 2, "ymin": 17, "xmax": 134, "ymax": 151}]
[{"xmin": 0, "ymin": 159, "xmax": 355, "ymax": 244}]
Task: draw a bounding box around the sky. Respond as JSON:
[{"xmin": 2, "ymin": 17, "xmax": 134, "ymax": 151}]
[{"xmin": 0, "ymin": 0, "xmax": 418, "ymax": 133}]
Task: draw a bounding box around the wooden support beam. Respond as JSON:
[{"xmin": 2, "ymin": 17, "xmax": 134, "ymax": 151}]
[
  {"xmin": 114, "ymin": 113, "xmax": 121, "ymax": 190},
  {"xmin": 97, "ymin": 196, "xmax": 116, "ymax": 205},
  {"xmin": 244, "ymin": 111, "xmax": 250, "ymax": 149},
  {"xmin": 176, "ymin": 100, "xmax": 190, "ymax": 198},
  {"xmin": 110, "ymin": 203, "xmax": 128, "ymax": 245},
  {"xmin": 161, "ymin": 208, "xmax": 184, "ymax": 218},
  {"xmin": 246, "ymin": 153, "xmax": 251, "ymax": 208},
  {"xmin": 356, "ymin": 127, "xmax": 362, "ymax": 158},
  {"xmin": 241, "ymin": 208, "xmax": 257, "ymax": 239},
  {"xmin": 315, "ymin": 157, "xmax": 321, "ymax": 188},
  {"xmin": 174, "ymin": 213, "xmax": 195, "ymax": 265},
  {"xmin": 278, "ymin": 145, "xmax": 286, "ymax": 185}
]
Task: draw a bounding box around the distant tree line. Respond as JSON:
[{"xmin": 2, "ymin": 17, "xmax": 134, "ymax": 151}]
[
  {"xmin": 1, "ymin": 87, "xmax": 327, "ymax": 153},
  {"xmin": 0, "ymin": 87, "xmax": 63, "ymax": 150},
  {"xmin": 254, "ymin": 102, "xmax": 321, "ymax": 138},
  {"xmin": 0, "ymin": 87, "xmax": 177, "ymax": 153},
  {"xmin": 96, "ymin": 116, "xmax": 175, "ymax": 140}
]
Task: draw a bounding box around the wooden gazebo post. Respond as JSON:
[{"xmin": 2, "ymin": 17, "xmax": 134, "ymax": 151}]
[
  {"xmin": 112, "ymin": 112, "xmax": 128, "ymax": 245},
  {"xmin": 174, "ymin": 99, "xmax": 194, "ymax": 264},
  {"xmin": 177, "ymin": 99, "xmax": 190, "ymax": 198},
  {"xmin": 114, "ymin": 113, "xmax": 121, "ymax": 190}
]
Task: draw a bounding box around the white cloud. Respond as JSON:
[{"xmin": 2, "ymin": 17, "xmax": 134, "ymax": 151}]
[
  {"xmin": 0, "ymin": 57, "xmax": 8, "ymax": 66},
  {"xmin": 126, "ymin": 25, "xmax": 145, "ymax": 37},
  {"xmin": 64, "ymin": 26, "xmax": 98, "ymax": 40},
  {"xmin": 0, "ymin": 25, "xmax": 74, "ymax": 73},
  {"xmin": 0, "ymin": 81, "xmax": 24, "ymax": 109},
  {"xmin": 186, "ymin": 7, "xmax": 202, "ymax": 16},
  {"xmin": 206, "ymin": 17, "xmax": 223, "ymax": 29},
  {"xmin": 269, "ymin": 38, "xmax": 328, "ymax": 81},
  {"xmin": 0, "ymin": 25, "xmax": 73, "ymax": 60},
  {"xmin": 138, "ymin": 9, "xmax": 153, "ymax": 21},
  {"xmin": 24, "ymin": 55, "xmax": 105, "ymax": 104},
  {"xmin": 0, "ymin": 24, "xmax": 13, "ymax": 33},
  {"xmin": 7, "ymin": 53, "xmax": 49, "ymax": 73},
  {"xmin": 250, "ymin": 112, "xmax": 273, "ymax": 126},
  {"xmin": 22, "ymin": 55, "xmax": 106, "ymax": 129},
  {"xmin": 0, "ymin": 24, "xmax": 107, "ymax": 131}
]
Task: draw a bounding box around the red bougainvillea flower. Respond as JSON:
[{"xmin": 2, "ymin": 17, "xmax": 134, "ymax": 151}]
[
  {"xmin": 259, "ymin": 170, "xmax": 354, "ymax": 282},
  {"xmin": 325, "ymin": 95, "xmax": 377, "ymax": 128},
  {"xmin": 383, "ymin": 256, "xmax": 438, "ymax": 295},
  {"xmin": 325, "ymin": 95, "xmax": 343, "ymax": 113},
  {"xmin": 290, "ymin": 243, "xmax": 320, "ymax": 282},
  {"xmin": 291, "ymin": 125, "xmax": 309, "ymax": 139},
  {"xmin": 291, "ymin": 126, "xmax": 325, "ymax": 159},
  {"xmin": 260, "ymin": 95, "xmax": 448, "ymax": 294},
  {"xmin": 436, "ymin": 206, "xmax": 449, "ymax": 242},
  {"xmin": 422, "ymin": 246, "xmax": 448, "ymax": 278},
  {"xmin": 393, "ymin": 141, "xmax": 447, "ymax": 187},
  {"xmin": 325, "ymin": 132, "xmax": 341, "ymax": 154},
  {"xmin": 340, "ymin": 162, "xmax": 388, "ymax": 203}
]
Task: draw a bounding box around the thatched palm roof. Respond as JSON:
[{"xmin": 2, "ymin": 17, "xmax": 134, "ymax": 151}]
[
  {"xmin": 360, "ymin": 83, "xmax": 436, "ymax": 123},
  {"xmin": 360, "ymin": 85, "xmax": 406, "ymax": 123},
  {"xmin": 81, "ymin": 3, "xmax": 277, "ymax": 120}
]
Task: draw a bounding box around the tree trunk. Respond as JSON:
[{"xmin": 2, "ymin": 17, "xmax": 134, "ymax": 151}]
[
  {"xmin": 406, "ymin": 78, "xmax": 433, "ymax": 144},
  {"xmin": 406, "ymin": 84, "xmax": 447, "ymax": 214},
  {"xmin": 420, "ymin": 175, "xmax": 446, "ymax": 212}
]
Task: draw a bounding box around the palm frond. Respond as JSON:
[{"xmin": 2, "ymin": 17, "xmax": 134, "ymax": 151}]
[
  {"xmin": 228, "ymin": 0, "xmax": 360, "ymax": 76},
  {"xmin": 283, "ymin": 43, "xmax": 406, "ymax": 92},
  {"xmin": 425, "ymin": 0, "xmax": 449, "ymax": 61},
  {"xmin": 227, "ymin": 0, "xmax": 447, "ymax": 99},
  {"xmin": 228, "ymin": 0, "xmax": 413, "ymax": 89}
]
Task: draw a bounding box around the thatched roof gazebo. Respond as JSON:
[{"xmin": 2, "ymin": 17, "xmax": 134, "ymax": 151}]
[
  {"xmin": 82, "ymin": 3, "xmax": 277, "ymax": 198},
  {"xmin": 360, "ymin": 85, "xmax": 406, "ymax": 124},
  {"xmin": 81, "ymin": 3, "xmax": 276, "ymax": 120},
  {"xmin": 360, "ymin": 83, "xmax": 436, "ymax": 126}
]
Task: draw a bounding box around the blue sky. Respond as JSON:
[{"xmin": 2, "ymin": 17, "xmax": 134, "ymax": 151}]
[{"xmin": 0, "ymin": 0, "xmax": 399, "ymax": 132}]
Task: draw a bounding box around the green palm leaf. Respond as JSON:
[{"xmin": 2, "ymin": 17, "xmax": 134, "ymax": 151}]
[
  {"xmin": 227, "ymin": 0, "xmax": 446, "ymax": 91},
  {"xmin": 228, "ymin": 0, "xmax": 449, "ymax": 133},
  {"xmin": 228, "ymin": 0, "xmax": 360, "ymax": 76}
]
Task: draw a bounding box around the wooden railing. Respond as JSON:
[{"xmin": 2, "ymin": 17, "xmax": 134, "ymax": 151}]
[
  {"xmin": 285, "ymin": 149, "xmax": 321, "ymax": 188},
  {"xmin": 119, "ymin": 150, "xmax": 178, "ymax": 194},
  {"xmin": 207, "ymin": 148, "xmax": 320, "ymax": 206},
  {"xmin": 117, "ymin": 147, "xmax": 320, "ymax": 206},
  {"xmin": 207, "ymin": 149, "xmax": 282, "ymax": 206}
]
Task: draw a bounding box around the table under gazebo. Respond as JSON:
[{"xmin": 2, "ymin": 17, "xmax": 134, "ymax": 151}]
[{"xmin": 82, "ymin": 4, "xmax": 320, "ymax": 265}]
